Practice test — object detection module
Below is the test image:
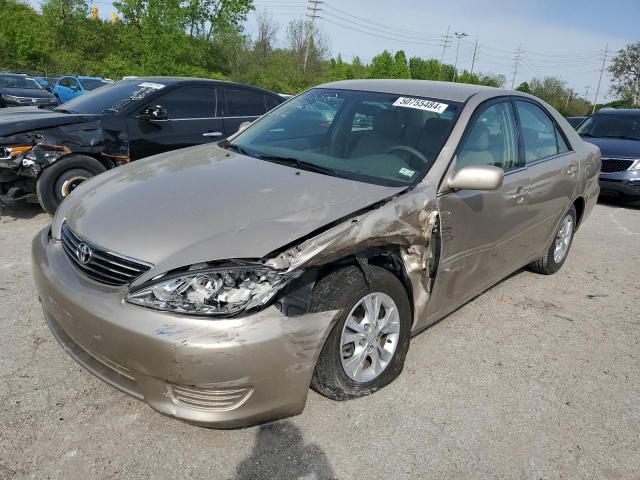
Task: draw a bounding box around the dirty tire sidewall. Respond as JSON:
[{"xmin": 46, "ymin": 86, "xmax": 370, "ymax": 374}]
[
  {"xmin": 310, "ymin": 265, "xmax": 412, "ymax": 401},
  {"xmin": 36, "ymin": 155, "xmax": 106, "ymax": 215},
  {"xmin": 528, "ymin": 205, "xmax": 577, "ymax": 275}
]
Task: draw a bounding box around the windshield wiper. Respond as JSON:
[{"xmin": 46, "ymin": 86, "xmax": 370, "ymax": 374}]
[
  {"xmin": 256, "ymin": 154, "xmax": 338, "ymax": 176},
  {"xmin": 220, "ymin": 140, "xmax": 253, "ymax": 157},
  {"xmin": 53, "ymin": 108, "xmax": 75, "ymax": 114}
]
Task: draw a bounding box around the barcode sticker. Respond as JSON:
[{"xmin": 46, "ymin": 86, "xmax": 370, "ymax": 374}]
[{"xmin": 393, "ymin": 97, "xmax": 448, "ymax": 113}]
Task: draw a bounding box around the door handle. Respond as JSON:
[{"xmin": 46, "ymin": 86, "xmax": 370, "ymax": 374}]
[
  {"xmin": 202, "ymin": 131, "xmax": 223, "ymax": 137},
  {"xmin": 513, "ymin": 186, "xmax": 529, "ymax": 204},
  {"xmin": 566, "ymin": 163, "xmax": 578, "ymax": 176}
]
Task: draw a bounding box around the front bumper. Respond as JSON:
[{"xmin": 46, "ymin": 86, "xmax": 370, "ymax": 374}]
[
  {"xmin": 32, "ymin": 227, "xmax": 340, "ymax": 428},
  {"xmin": 599, "ymin": 170, "xmax": 640, "ymax": 199}
]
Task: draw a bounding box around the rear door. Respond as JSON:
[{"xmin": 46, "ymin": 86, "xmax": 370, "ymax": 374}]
[
  {"xmin": 221, "ymin": 88, "xmax": 269, "ymax": 136},
  {"xmin": 127, "ymin": 85, "xmax": 222, "ymax": 160},
  {"xmin": 512, "ymin": 99, "xmax": 579, "ymax": 252},
  {"xmin": 427, "ymin": 99, "xmax": 532, "ymax": 317}
]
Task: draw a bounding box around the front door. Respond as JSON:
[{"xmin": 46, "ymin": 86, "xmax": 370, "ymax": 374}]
[
  {"xmin": 426, "ymin": 100, "xmax": 532, "ymax": 318},
  {"xmin": 127, "ymin": 85, "xmax": 223, "ymax": 160}
]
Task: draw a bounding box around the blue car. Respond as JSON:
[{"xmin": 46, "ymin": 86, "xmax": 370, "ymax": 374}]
[
  {"xmin": 52, "ymin": 76, "xmax": 112, "ymax": 103},
  {"xmin": 578, "ymin": 108, "xmax": 640, "ymax": 203}
]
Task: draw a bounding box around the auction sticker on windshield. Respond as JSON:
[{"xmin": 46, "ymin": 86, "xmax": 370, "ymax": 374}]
[{"xmin": 393, "ymin": 97, "xmax": 448, "ymax": 114}]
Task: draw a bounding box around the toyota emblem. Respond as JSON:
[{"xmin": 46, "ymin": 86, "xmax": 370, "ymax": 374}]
[{"xmin": 77, "ymin": 243, "xmax": 92, "ymax": 264}]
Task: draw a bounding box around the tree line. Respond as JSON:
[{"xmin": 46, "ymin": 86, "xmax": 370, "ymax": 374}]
[{"xmin": 1, "ymin": 0, "xmax": 637, "ymax": 116}]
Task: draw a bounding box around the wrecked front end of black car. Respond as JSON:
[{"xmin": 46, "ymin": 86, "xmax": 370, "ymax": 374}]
[{"xmin": 0, "ymin": 109, "xmax": 129, "ymax": 210}]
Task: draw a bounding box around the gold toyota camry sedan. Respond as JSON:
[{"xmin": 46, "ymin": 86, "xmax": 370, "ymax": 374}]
[{"xmin": 32, "ymin": 80, "xmax": 601, "ymax": 428}]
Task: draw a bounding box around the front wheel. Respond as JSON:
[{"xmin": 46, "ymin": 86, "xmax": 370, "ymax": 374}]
[
  {"xmin": 310, "ymin": 265, "xmax": 412, "ymax": 400},
  {"xmin": 36, "ymin": 155, "xmax": 106, "ymax": 214},
  {"xmin": 528, "ymin": 205, "xmax": 576, "ymax": 275}
]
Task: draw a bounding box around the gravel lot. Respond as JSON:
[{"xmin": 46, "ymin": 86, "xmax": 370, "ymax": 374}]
[{"xmin": 0, "ymin": 200, "xmax": 639, "ymax": 479}]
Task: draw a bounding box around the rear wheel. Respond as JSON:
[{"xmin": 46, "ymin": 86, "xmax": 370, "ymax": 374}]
[
  {"xmin": 310, "ymin": 265, "xmax": 412, "ymax": 400},
  {"xmin": 528, "ymin": 205, "xmax": 576, "ymax": 275},
  {"xmin": 36, "ymin": 155, "xmax": 106, "ymax": 214}
]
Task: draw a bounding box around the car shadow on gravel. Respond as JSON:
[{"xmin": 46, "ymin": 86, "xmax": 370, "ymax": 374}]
[
  {"xmin": 0, "ymin": 203, "xmax": 44, "ymax": 221},
  {"xmin": 234, "ymin": 420, "xmax": 337, "ymax": 480}
]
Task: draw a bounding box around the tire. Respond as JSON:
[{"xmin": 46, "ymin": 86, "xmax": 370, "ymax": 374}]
[
  {"xmin": 528, "ymin": 205, "xmax": 576, "ymax": 275},
  {"xmin": 310, "ymin": 265, "xmax": 412, "ymax": 401},
  {"xmin": 36, "ymin": 155, "xmax": 106, "ymax": 215}
]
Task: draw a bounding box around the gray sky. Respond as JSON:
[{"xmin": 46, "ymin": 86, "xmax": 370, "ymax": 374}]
[{"xmin": 249, "ymin": 0, "xmax": 639, "ymax": 102}]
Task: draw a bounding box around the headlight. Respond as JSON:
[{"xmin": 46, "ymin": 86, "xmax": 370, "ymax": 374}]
[
  {"xmin": 1, "ymin": 94, "xmax": 28, "ymax": 103},
  {"xmin": 125, "ymin": 265, "xmax": 296, "ymax": 316},
  {"xmin": 0, "ymin": 145, "xmax": 33, "ymax": 160},
  {"xmin": 630, "ymin": 160, "xmax": 640, "ymax": 171}
]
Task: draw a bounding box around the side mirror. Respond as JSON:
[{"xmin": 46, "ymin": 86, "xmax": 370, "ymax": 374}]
[
  {"xmin": 237, "ymin": 121, "xmax": 252, "ymax": 133},
  {"xmin": 448, "ymin": 164, "xmax": 504, "ymax": 191},
  {"xmin": 70, "ymin": 85, "xmax": 80, "ymax": 92},
  {"xmin": 140, "ymin": 105, "xmax": 168, "ymax": 121}
]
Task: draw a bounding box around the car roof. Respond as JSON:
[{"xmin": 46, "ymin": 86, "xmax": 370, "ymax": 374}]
[
  {"xmin": 594, "ymin": 108, "xmax": 640, "ymax": 116},
  {"xmin": 118, "ymin": 76, "xmax": 281, "ymax": 96},
  {"xmin": 316, "ymin": 79, "xmax": 519, "ymax": 103},
  {"xmin": 0, "ymin": 72, "xmax": 28, "ymax": 77}
]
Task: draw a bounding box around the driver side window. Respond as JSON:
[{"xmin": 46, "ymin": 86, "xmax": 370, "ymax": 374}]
[{"xmin": 457, "ymin": 101, "xmax": 519, "ymax": 171}]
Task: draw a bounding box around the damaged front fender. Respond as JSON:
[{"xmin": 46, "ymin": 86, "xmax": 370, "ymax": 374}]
[{"xmin": 265, "ymin": 183, "xmax": 440, "ymax": 329}]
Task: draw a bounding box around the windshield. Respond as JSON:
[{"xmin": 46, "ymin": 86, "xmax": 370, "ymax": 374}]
[
  {"xmin": 578, "ymin": 113, "xmax": 640, "ymax": 140},
  {"xmin": 79, "ymin": 78, "xmax": 111, "ymax": 90},
  {"xmin": 229, "ymin": 88, "xmax": 459, "ymax": 186},
  {"xmin": 55, "ymin": 80, "xmax": 167, "ymax": 114},
  {"xmin": 0, "ymin": 75, "xmax": 43, "ymax": 90}
]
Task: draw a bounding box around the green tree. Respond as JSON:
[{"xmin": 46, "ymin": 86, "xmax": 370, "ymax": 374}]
[
  {"xmin": 608, "ymin": 42, "xmax": 640, "ymax": 106},
  {"xmin": 516, "ymin": 81, "xmax": 531, "ymax": 93},
  {"xmin": 390, "ymin": 50, "xmax": 410, "ymax": 79},
  {"xmin": 369, "ymin": 50, "xmax": 394, "ymax": 78}
]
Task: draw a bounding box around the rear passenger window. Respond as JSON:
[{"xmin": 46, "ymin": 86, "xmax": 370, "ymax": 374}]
[
  {"xmin": 155, "ymin": 87, "xmax": 215, "ymax": 119},
  {"xmin": 515, "ymin": 101, "xmax": 567, "ymax": 163},
  {"xmin": 457, "ymin": 101, "xmax": 519, "ymax": 171},
  {"xmin": 225, "ymin": 89, "xmax": 266, "ymax": 117}
]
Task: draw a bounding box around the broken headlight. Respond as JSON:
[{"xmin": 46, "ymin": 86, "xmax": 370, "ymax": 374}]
[
  {"xmin": 0, "ymin": 145, "xmax": 33, "ymax": 161},
  {"xmin": 125, "ymin": 266, "xmax": 295, "ymax": 316}
]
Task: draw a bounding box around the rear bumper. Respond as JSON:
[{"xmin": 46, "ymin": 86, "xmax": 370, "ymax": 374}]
[
  {"xmin": 599, "ymin": 171, "xmax": 640, "ymax": 198},
  {"xmin": 32, "ymin": 227, "xmax": 340, "ymax": 428}
]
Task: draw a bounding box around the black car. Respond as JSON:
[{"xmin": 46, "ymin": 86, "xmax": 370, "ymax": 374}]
[
  {"xmin": 0, "ymin": 73, "xmax": 58, "ymax": 108},
  {"xmin": 577, "ymin": 108, "xmax": 640, "ymax": 202},
  {"xmin": 0, "ymin": 77, "xmax": 283, "ymax": 213},
  {"xmin": 565, "ymin": 116, "xmax": 586, "ymax": 129}
]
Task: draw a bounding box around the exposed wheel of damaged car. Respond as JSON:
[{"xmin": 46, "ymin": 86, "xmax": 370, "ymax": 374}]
[
  {"xmin": 310, "ymin": 265, "xmax": 412, "ymax": 400},
  {"xmin": 32, "ymin": 80, "xmax": 600, "ymax": 428},
  {"xmin": 36, "ymin": 154, "xmax": 106, "ymax": 214}
]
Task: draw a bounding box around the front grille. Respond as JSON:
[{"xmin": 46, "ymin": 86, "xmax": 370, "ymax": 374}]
[
  {"xmin": 60, "ymin": 222, "xmax": 152, "ymax": 286},
  {"xmin": 600, "ymin": 158, "xmax": 634, "ymax": 173},
  {"xmin": 169, "ymin": 384, "xmax": 253, "ymax": 412}
]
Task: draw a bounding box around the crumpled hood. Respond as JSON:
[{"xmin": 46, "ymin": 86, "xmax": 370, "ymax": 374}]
[
  {"xmin": 0, "ymin": 107, "xmax": 100, "ymax": 137},
  {"xmin": 58, "ymin": 143, "xmax": 405, "ymax": 277},
  {"xmin": 582, "ymin": 136, "xmax": 640, "ymax": 159}
]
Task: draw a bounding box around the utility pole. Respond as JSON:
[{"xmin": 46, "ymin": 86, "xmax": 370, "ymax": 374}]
[
  {"xmin": 304, "ymin": 0, "xmax": 322, "ymax": 72},
  {"xmin": 452, "ymin": 32, "xmax": 468, "ymax": 82},
  {"xmin": 470, "ymin": 39, "xmax": 478, "ymax": 76},
  {"xmin": 584, "ymin": 85, "xmax": 591, "ymax": 100},
  {"xmin": 565, "ymin": 89, "xmax": 572, "ymax": 110},
  {"xmin": 511, "ymin": 44, "xmax": 522, "ymax": 89},
  {"xmin": 592, "ymin": 43, "xmax": 609, "ymax": 114},
  {"xmin": 438, "ymin": 26, "xmax": 452, "ymax": 80}
]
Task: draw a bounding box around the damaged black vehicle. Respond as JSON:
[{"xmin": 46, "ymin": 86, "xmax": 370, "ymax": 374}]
[{"xmin": 0, "ymin": 77, "xmax": 283, "ymax": 213}]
